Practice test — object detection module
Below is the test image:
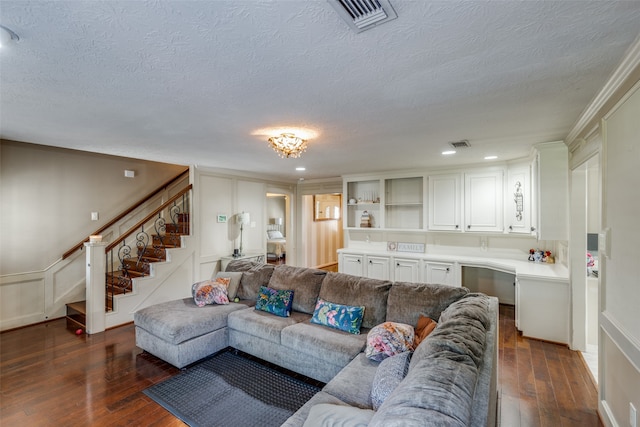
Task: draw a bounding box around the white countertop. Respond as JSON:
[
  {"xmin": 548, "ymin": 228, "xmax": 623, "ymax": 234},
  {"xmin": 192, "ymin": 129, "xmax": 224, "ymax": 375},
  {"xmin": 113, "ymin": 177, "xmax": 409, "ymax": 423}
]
[{"xmin": 337, "ymin": 248, "xmax": 569, "ymax": 282}]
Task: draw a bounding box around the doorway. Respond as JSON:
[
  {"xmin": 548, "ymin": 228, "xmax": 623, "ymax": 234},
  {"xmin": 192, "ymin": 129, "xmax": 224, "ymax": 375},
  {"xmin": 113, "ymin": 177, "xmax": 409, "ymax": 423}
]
[
  {"xmin": 570, "ymin": 154, "xmax": 600, "ymax": 382},
  {"xmin": 266, "ymin": 193, "xmax": 289, "ymax": 265},
  {"xmin": 300, "ymin": 193, "xmax": 343, "ymax": 269}
]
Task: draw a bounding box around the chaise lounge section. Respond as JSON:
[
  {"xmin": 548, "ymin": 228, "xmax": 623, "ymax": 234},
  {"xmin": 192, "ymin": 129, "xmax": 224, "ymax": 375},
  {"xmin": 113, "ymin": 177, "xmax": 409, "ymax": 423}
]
[{"xmin": 134, "ymin": 260, "xmax": 499, "ymax": 426}]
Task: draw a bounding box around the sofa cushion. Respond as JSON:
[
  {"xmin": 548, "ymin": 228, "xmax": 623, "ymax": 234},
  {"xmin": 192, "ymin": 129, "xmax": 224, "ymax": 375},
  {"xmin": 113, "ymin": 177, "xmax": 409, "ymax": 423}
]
[
  {"xmin": 303, "ymin": 404, "xmax": 375, "ymax": 427},
  {"xmin": 281, "ymin": 391, "xmax": 350, "ymax": 427},
  {"xmin": 412, "ymin": 293, "xmax": 489, "ymax": 370},
  {"xmin": 227, "ymin": 306, "xmax": 310, "ymax": 345},
  {"xmin": 319, "ymin": 272, "xmax": 392, "ymax": 329},
  {"xmin": 386, "ymin": 281, "xmax": 469, "ymax": 325},
  {"xmin": 225, "ymin": 260, "xmax": 275, "ymax": 301},
  {"xmin": 255, "ymin": 285, "xmax": 294, "ymax": 317},
  {"xmin": 268, "ymin": 265, "xmax": 327, "ymax": 314},
  {"xmin": 215, "ymin": 271, "xmax": 243, "ymax": 300},
  {"xmin": 371, "ymin": 351, "xmax": 412, "ymax": 410},
  {"xmin": 281, "ymin": 321, "xmax": 368, "ymax": 368},
  {"xmin": 365, "ymin": 322, "xmax": 414, "ymax": 362},
  {"xmin": 134, "ymin": 298, "xmax": 247, "ymax": 345},
  {"xmin": 322, "ymin": 353, "xmax": 379, "ymax": 409},
  {"xmin": 368, "ymin": 356, "xmax": 477, "ymax": 427},
  {"xmin": 311, "ymin": 298, "xmax": 365, "ymax": 335}
]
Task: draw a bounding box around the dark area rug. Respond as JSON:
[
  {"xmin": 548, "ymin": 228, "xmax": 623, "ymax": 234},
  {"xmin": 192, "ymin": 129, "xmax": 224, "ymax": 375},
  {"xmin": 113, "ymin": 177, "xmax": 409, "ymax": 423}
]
[{"xmin": 143, "ymin": 349, "xmax": 321, "ymax": 427}]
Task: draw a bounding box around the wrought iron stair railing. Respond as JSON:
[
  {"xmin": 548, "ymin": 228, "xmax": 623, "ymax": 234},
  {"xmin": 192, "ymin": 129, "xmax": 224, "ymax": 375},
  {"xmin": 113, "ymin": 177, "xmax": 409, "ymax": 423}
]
[{"xmin": 104, "ymin": 184, "xmax": 192, "ymax": 311}]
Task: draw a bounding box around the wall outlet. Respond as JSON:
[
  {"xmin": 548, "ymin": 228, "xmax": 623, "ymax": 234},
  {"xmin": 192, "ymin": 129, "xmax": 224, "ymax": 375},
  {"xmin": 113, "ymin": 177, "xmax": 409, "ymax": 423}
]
[{"xmin": 631, "ymin": 402, "xmax": 637, "ymax": 427}]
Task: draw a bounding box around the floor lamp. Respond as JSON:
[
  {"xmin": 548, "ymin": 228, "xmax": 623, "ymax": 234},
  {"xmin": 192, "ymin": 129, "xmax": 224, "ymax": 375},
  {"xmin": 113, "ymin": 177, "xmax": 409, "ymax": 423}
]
[{"xmin": 237, "ymin": 212, "xmax": 250, "ymax": 256}]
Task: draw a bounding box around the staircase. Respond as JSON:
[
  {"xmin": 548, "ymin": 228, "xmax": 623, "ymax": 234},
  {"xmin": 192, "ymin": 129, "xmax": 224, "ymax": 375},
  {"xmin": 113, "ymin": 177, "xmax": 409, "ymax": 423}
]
[
  {"xmin": 105, "ymin": 213, "xmax": 190, "ymax": 311},
  {"xmin": 65, "ymin": 212, "xmax": 190, "ymax": 333}
]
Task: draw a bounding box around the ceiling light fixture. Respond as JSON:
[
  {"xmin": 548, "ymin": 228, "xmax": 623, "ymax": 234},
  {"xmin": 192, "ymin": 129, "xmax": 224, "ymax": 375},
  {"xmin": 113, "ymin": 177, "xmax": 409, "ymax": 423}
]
[
  {"xmin": 296, "ymin": 167, "xmax": 306, "ymax": 171},
  {"xmin": 442, "ymin": 150, "xmax": 456, "ymax": 155},
  {"xmin": 268, "ymin": 133, "xmax": 308, "ymax": 159},
  {"xmin": 484, "ymin": 155, "xmax": 498, "ymax": 160},
  {"xmin": 0, "ymin": 25, "xmax": 20, "ymax": 48}
]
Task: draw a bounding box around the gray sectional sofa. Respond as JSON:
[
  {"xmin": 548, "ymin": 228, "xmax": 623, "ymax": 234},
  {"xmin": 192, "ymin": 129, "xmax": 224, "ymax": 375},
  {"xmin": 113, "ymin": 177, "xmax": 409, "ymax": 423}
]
[{"xmin": 134, "ymin": 260, "xmax": 499, "ymax": 426}]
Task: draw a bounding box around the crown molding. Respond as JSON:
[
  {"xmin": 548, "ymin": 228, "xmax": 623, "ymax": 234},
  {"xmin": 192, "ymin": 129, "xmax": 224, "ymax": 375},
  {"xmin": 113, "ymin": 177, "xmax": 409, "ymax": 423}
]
[{"xmin": 566, "ymin": 35, "xmax": 640, "ymax": 147}]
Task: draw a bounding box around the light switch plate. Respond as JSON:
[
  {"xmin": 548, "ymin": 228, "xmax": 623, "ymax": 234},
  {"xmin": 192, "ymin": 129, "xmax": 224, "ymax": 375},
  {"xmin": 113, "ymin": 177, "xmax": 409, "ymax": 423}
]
[{"xmin": 91, "ymin": 212, "xmax": 99, "ymax": 221}]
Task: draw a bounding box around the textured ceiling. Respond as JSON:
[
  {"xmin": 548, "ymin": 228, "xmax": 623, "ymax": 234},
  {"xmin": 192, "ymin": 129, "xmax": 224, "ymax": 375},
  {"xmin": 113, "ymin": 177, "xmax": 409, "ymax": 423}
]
[{"xmin": 1, "ymin": 1, "xmax": 639, "ymax": 181}]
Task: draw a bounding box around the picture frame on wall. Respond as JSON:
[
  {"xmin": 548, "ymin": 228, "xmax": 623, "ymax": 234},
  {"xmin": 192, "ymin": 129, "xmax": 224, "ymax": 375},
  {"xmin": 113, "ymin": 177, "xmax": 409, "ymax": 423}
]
[{"xmin": 217, "ymin": 214, "xmax": 227, "ymax": 223}]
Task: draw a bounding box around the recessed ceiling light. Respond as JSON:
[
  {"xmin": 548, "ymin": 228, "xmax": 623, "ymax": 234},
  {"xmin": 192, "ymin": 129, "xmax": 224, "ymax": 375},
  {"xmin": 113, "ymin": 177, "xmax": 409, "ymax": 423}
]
[
  {"xmin": 295, "ymin": 167, "xmax": 306, "ymax": 171},
  {"xmin": 442, "ymin": 150, "xmax": 456, "ymax": 155},
  {"xmin": 484, "ymin": 155, "xmax": 498, "ymax": 160}
]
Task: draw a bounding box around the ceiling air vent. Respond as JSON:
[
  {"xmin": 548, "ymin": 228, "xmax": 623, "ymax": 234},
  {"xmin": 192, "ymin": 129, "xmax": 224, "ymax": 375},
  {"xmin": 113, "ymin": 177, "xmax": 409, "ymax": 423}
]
[
  {"xmin": 449, "ymin": 140, "xmax": 471, "ymax": 149},
  {"xmin": 329, "ymin": 0, "xmax": 398, "ymax": 33}
]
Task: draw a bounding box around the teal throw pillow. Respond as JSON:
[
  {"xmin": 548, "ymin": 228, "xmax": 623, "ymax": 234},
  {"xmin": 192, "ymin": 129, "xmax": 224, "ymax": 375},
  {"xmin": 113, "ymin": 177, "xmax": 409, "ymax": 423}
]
[
  {"xmin": 255, "ymin": 285, "xmax": 294, "ymax": 317},
  {"xmin": 311, "ymin": 298, "xmax": 365, "ymax": 335}
]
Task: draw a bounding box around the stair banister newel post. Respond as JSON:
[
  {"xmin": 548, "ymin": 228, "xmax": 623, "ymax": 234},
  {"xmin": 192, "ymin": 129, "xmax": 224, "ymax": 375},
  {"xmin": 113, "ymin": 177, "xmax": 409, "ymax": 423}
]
[{"xmin": 85, "ymin": 241, "xmax": 107, "ymax": 334}]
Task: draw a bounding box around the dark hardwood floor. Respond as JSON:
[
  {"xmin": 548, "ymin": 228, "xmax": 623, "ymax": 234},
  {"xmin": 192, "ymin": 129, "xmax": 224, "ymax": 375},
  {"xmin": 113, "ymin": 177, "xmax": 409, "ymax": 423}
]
[{"xmin": 0, "ymin": 304, "xmax": 601, "ymax": 426}]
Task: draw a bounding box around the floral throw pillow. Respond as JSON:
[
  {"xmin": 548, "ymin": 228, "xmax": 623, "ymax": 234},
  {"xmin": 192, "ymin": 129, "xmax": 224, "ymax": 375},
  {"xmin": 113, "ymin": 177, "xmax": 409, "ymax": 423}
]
[
  {"xmin": 365, "ymin": 322, "xmax": 415, "ymax": 362},
  {"xmin": 310, "ymin": 298, "xmax": 365, "ymax": 335},
  {"xmin": 255, "ymin": 286, "xmax": 294, "ymax": 317},
  {"xmin": 191, "ymin": 278, "xmax": 230, "ymax": 307}
]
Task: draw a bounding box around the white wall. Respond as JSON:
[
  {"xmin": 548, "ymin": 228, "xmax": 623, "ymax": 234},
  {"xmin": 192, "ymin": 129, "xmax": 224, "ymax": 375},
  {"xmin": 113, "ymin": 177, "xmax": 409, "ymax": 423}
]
[
  {"xmin": 0, "ymin": 140, "xmax": 186, "ymax": 274},
  {"xmin": 194, "ymin": 167, "xmax": 294, "ymax": 280}
]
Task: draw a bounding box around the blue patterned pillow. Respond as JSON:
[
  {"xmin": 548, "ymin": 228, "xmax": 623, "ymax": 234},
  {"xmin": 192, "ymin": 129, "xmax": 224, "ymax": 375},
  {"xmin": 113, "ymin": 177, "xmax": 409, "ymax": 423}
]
[
  {"xmin": 311, "ymin": 298, "xmax": 365, "ymax": 335},
  {"xmin": 255, "ymin": 286, "xmax": 294, "ymax": 317}
]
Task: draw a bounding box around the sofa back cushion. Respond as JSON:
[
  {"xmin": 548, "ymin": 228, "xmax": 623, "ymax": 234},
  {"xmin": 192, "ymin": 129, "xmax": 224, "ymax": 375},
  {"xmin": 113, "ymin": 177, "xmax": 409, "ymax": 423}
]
[
  {"xmin": 225, "ymin": 260, "xmax": 275, "ymax": 301},
  {"xmin": 268, "ymin": 264, "xmax": 327, "ymax": 314},
  {"xmin": 386, "ymin": 281, "xmax": 469, "ymax": 326},
  {"xmin": 319, "ymin": 272, "xmax": 392, "ymax": 329},
  {"xmin": 411, "ymin": 293, "xmax": 490, "ymax": 371}
]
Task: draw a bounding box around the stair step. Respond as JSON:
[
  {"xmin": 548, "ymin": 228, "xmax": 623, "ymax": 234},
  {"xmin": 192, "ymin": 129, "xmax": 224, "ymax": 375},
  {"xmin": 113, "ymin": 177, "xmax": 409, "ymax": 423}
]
[
  {"xmin": 165, "ymin": 223, "xmax": 189, "ymax": 234},
  {"xmin": 152, "ymin": 233, "xmax": 182, "ymax": 247},
  {"xmin": 122, "ymin": 259, "xmax": 151, "ymax": 275},
  {"xmin": 66, "ymin": 301, "xmax": 86, "ymax": 332},
  {"xmin": 137, "ymin": 246, "xmax": 167, "ymax": 260}
]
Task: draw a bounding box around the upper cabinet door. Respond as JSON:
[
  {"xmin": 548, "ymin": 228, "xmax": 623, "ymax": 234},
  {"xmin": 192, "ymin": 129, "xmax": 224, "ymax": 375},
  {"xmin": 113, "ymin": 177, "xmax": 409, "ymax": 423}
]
[
  {"xmin": 428, "ymin": 174, "xmax": 462, "ymax": 231},
  {"xmin": 464, "ymin": 171, "xmax": 504, "ymax": 232},
  {"xmin": 505, "ymin": 162, "xmax": 532, "ymax": 234}
]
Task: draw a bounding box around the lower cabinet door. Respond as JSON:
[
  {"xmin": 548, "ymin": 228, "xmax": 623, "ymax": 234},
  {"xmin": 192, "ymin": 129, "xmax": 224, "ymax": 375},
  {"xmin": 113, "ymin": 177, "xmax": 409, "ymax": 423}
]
[
  {"xmin": 393, "ymin": 258, "xmax": 420, "ymax": 283},
  {"xmin": 425, "ymin": 262, "xmax": 457, "ymax": 286}
]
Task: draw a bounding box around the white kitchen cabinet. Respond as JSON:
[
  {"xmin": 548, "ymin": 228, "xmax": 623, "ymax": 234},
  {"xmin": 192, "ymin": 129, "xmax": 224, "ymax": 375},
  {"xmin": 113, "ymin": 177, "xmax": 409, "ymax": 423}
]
[
  {"xmin": 393, "ymin": 257, "xmax": 420, "ymax": 283},
  {"xmin": 339, "ymin": 253, "xmax": 391, "ymax": 280},
  {"xmin": 505, "ymin": 162, "xmax": 533, "ymax": 235},
  {"xmin": 366, "ymin": 255, "xmax": 391, "ymax": 280},
  {"xmin": 340, "ymin": 253, "xmax": 364, "ymax": 276},
  {"xmin": 424, "ymin": 261, "xmax": 458, "ymax": 286},
  {"xmin": 464, "ymin": 171, "xmax": 504, "ymax": 232},
  {"xmin": 515, "ymin": 276, "xmax": 570, "ymax": 344},
  {"xmin": 428, "ymin": 173, "xmax": 462, "ymax": 231},
  {"xmin": 534, "ymin": 142, "xmax": 569, "ymax": 240}
]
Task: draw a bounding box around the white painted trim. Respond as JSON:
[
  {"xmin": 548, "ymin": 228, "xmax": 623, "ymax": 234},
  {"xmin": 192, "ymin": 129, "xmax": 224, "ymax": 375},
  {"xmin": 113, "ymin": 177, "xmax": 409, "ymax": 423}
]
[
  {"xmin": 566, "ymin": 35, "xmax": 640, "ymax": 145},
  {"xmin": 599, "ymin": 399, "xmax": 617, "ymax": 427},
  {"xmin": 601, "ymin": 310, "xmax": 640, "ymax": 372}
]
